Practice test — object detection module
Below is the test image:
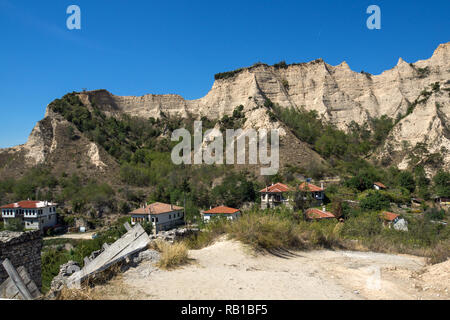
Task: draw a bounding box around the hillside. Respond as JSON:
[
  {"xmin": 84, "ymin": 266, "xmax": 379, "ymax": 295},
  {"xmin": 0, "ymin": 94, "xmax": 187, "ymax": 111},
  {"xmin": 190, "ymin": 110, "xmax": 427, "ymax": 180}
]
[
  {"xmin": 1, "ymin": 42, "xmax": 449, "ymax": 179},
  {"xmin": 0, "ymin": 43, "xmax": 449, "ymax": 219}
]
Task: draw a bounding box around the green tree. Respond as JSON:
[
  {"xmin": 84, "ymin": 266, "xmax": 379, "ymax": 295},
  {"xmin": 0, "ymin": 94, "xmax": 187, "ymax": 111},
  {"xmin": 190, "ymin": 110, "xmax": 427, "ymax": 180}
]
[
  {"xmin": 360, "ymin": 191, "xmax": 390, "ymax": 211},
  {"xmin": 397, "ymin": 171, "xmax": 416, "ymax": 193},
  {"xmin": 433, "ymin": 170, "xmax": 450, "ymax": 197}
]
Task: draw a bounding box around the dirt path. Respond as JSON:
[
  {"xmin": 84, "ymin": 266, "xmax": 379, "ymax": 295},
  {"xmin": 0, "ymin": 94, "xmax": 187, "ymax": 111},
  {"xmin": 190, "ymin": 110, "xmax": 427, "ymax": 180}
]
[
  {"xmin": 44, "ymin": 232, "xmax": 96, "ymax": 240},
  {"xmin": 95, "ymin": 239, "xmax": 449, "ymax": 300}
]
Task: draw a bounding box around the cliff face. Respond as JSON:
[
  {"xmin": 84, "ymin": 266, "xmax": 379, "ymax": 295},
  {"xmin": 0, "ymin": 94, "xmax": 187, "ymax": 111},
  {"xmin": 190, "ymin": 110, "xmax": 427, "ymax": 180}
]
[
  {"xmin": 1, "ymin": 42, "xmax": 449, "ymax": 176},
  {"xmin": 89, "ymin": 42, "xmax": 449, "ymax": 128}
]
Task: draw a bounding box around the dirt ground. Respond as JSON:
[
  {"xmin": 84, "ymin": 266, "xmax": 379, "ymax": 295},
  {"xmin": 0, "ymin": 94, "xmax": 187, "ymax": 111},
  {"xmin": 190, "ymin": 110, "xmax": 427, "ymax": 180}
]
[
  {"xmin": 92, "ymin": 238, "xmax": 449, "ymax": 300},
  {"xmin": 44, "ymin": 232, "xmax": 96, "ymax": 240}
]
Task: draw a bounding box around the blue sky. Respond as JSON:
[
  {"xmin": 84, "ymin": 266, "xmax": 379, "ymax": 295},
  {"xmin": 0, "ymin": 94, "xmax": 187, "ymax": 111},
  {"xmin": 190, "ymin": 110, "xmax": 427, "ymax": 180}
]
[{"xmin": 0, "ymin": 0, "xmax": 448, "ymax": 148}]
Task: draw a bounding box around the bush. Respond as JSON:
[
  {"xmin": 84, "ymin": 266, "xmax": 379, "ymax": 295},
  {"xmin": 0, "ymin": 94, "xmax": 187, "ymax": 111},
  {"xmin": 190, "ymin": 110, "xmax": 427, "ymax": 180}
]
[
  {"xmin": 341, "ymin": 212, "xmax": 382, "ymax": 238},
  {"xmin": 359, "ymin": 191, "xmax": 390, "ymax": 211},
  {"xmin": 4, "ymin": 218, "xmax": 24, "ymax": 232},
  {"xmin": 225, "ymin": 212, "xmax": 307, "ymax": 252},
  {"xmin": 152, "ymin": 240, "xmax": 189, "ymax": 270}
]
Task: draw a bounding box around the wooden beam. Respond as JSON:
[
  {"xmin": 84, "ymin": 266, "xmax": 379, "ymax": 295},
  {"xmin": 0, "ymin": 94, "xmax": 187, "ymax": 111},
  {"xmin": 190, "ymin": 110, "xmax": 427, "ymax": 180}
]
[{"xmin": 1, "ymin": 259, "xmax": 33, "ymax": 300}]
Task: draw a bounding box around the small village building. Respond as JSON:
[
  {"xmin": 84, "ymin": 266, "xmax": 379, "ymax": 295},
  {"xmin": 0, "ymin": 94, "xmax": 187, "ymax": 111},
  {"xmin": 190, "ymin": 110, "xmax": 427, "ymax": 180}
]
[
  {"xmin": 373, "ymin": 182, "xmax": 387, "ymax": 190},
  {"xmin": 0, "ymin": 200, "xmax": 58, "ymax": 231},
  {"xmin": 202, "ymin": 206, "xmax": 241, "ymax": 222},
  {"xmin": 305, "ymin": 207, "xmax": 335, "ymax": 221},
  {"xmin": 129, "ymin": 202, "xmax": 184, "ymax": 233},
  {"xmin": 380, "ymin": 211, "xmax": 400, "ymax": 227},
  {"xmin": 381, "ymin": 211, "xmax": 408, "ymax": 231},
  {"xmin": 298, "ymin": 182, "xmax": 325, "ymax": 202},
  {"xmin": 434, "ymin": 196, "xmax": 450, "ymax": 206},
  {"xmin": 260, "ymin": 182, "xmax": 326, "ymax": 209},
  {"xmin": 260, "ymin": 183, "xmax": 292, "ymax": 209}
]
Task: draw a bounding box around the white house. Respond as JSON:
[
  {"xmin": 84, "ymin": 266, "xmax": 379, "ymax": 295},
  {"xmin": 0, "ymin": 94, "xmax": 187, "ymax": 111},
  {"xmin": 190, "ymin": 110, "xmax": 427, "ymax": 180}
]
[
  {"xmin": 260, "ymin": 182, "xmax": 326, "ymax": 209},
  {"xmin": 202, "ymin": 206, "xmax": 241, "ymax": 222},
  {"xmin": 1, "ymin": 200, "xmax": 58, "ymax": 231},
  {"xmin": 129, "ymin": 202, "xmax": 184, "ymax": 233},
  {"xmin": 260, "ymin": 183, "xmax": 292, "ymax": 209}
]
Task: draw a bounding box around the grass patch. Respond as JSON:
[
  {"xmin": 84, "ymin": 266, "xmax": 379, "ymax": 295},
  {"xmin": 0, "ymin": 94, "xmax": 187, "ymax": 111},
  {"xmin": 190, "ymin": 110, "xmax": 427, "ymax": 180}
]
[{"xmin": 151, "ymin": 240, "xmax": 189, "ymax": 270}]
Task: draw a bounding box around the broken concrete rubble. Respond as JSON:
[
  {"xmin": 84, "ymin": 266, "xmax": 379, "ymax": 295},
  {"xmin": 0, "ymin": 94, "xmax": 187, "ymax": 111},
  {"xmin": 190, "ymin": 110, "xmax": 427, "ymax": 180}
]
[
  {"xmin": 50, "ymin": 261, "xmax": 81, "ymax": 294},
  {"xmin": 151, "ymin": 227, "xmax": 199, "ymax": 243}
]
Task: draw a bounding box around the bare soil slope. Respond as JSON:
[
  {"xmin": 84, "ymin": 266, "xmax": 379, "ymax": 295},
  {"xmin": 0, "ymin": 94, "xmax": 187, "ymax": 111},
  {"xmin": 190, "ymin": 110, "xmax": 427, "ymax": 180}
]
[{"xmin": 94, "ymin": 239, "xmax": 449, "ymax": 300}]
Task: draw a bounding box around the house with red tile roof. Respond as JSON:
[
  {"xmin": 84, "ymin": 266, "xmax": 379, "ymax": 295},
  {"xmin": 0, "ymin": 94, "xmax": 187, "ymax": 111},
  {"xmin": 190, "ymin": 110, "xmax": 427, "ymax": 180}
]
[
  {"xmin": 260, "ymin": 182, "xmax": 326, "ymax": 209},
  {"xmin": 298, "ymin": 182, "xmax": 325, "ymax": 202},
  {"xmin": 380, "ymin": 211, "xmax": 400, "ymax": 227},
  {"xmin": 1, "ymin": 200, "xmax": 58, "ymax": 231},
  {"xmin": 373, "ymin": 182, "xmax": 387, "ymax": 190},
  {"xmin": 129, "ymin": 202, "xmax": 184, "ymax": 233},
  {"xmin": 305, "ymin": 207, "xmax": 335, "ymax": 221},
  {"xmin": 259, "ymin": 183, "xmax": 293, "ymax": 209},
  {"xmin": 202, "ymin": 206, "xmax": 241, "ymax": 222}
]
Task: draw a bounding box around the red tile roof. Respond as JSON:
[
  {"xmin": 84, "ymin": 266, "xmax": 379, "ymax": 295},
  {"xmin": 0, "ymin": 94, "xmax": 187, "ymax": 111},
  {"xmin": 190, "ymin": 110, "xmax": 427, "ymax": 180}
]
[
  {"xmin": 130, "ymin": 202, "xmax": 183, "ymax": 215},
  {"xmin": 305, "ymin": 208, "xmax": 335, "ymax": 219},
  {"xmin": 203, "ymin": 206, "xmax": 240, "ymax": 214},
  {"xmin": 374, "ymin": 182, "xmax": 387, "ymax": 189},
  {"xmin": 381, "ymin": 211, "xmax": 399, "ymax": 221},
  {"xmin": 299, "ymin": 182, "xmax": 324, "ymax": 192},
  {"xmin": 0, "ymin": 200, "xmax": 55, "ymax": 209},
  {"xmin": 260, "ymin": 183, "xmax": 292, "ymax": 193}
]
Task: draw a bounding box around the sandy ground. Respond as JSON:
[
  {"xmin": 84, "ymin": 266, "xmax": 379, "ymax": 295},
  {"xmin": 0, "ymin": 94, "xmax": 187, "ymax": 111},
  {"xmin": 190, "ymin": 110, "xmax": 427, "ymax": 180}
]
[
  {"xmin": 44, "ymin": 232, "xmax": 96, "ymax": 240},
  {"xmin": 93, "ymin": 239, "xmax": 449, "ymax": 300}
]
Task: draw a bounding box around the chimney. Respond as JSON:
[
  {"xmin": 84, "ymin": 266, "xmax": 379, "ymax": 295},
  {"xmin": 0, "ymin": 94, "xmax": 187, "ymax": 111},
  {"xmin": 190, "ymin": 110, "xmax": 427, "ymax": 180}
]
[
  {"xmin": 322, "ymin": 206, "xmax": 326, "ymax": 212},
  {"xmin": 321, "ymin": 182, "xmax": 324, "ymax": 189},
  {"xmin": 171, "ymin": 204, "xmax": 173, "ymax": 210}
]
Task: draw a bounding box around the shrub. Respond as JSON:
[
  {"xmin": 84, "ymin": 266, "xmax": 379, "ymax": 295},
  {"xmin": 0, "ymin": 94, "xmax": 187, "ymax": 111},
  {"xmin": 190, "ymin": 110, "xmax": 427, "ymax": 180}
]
[
  {"xmin": 225, "ymin": 212, "xmax": 307, "ymax": 252},
  {"xmin": 4, "ymin": 218, "xmax": 24, "ymax": 232},
  {"xmin": 341, "ymin": 212, "xmax": 382, "ymax": 238},
  {"xmin": 152, "ymin": 240, "xmax": 189, "ymax": 270},
  {"xmin": 359, "ymin": 191, "xmax": 390, "ymax": 211}
]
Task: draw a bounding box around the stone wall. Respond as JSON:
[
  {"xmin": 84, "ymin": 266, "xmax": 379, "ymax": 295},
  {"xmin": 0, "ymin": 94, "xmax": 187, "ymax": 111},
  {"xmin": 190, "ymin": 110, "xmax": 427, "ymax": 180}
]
[{"xmin": 0, "ymin": 231, "xmax": 42, "ymax": 289}]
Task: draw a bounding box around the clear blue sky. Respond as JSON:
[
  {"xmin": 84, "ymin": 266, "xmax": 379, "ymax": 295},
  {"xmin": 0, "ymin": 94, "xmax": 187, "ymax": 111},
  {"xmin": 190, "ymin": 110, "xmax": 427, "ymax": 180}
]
[{"xmin": 0, "ymin": 0, "xmax": 449, "ymax": 148}]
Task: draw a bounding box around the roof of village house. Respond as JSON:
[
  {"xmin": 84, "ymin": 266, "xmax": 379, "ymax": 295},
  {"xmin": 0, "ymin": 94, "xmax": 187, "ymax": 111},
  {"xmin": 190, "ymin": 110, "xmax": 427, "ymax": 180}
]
[
  {"xmin": 129, "ymin": 202, "xmax": 183, "ymax": 215},
  {"xmin": 374, "ymin": 182, "xmax": 387, "ymax": 189},
  {"xmin": 299, "ymin": 182, "xmax": 324, "ymax": 192},
  {"xmin": 381, "ymin": 211, "xmax": 399, "ymax": 221},
  {"xmin": 203, "ymin": 206, "xmax": 240, "ymax": 214},
  {"xmin": 305, "ymin": 208, "xmax": 335, "ymax": 219},
  {"xmin": 0, "ymin": 200, "xmax": 57, "ymax": 209},
  {"xmin": 260, "ymin": 183, "xmax": 292, "ymax": 193}
]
